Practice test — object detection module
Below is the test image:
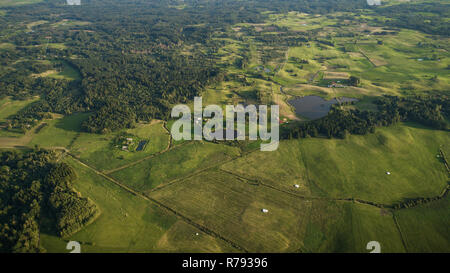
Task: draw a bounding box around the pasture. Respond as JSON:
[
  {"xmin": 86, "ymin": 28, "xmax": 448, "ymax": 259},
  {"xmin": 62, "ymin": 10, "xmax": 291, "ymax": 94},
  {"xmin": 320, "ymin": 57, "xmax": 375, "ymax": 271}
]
[
  {"xmin": 70, "ymin": 121, "xmax": 170, "ymax": 172},
  {"xmin": 394, "ymin": 196, "xmax": 450, "ymax": 253},
  {"xmin": 110, "ymin": 141, "xmax": 241, "ymax": 193},
  {"xmin": 40, "ymin": 156, "xmax": 234, "ymax": 253},
  {"xmin": 150, "ymin": 170, "xmax": 407, "ymax": 252},
  {"xmin": 222, "ymin": 123, "xmax": 449, "ymax": 205}
]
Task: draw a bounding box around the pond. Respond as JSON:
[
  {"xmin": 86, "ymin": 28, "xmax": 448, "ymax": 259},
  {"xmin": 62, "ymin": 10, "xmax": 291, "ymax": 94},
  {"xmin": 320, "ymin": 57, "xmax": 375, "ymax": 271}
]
[
  {"xmin": 288, "ymin": 96, "xmax": 358, "ymax": 120},
  {"xmin": 136, "ymin": 140, "xmax": 148, "ymax": 151}
]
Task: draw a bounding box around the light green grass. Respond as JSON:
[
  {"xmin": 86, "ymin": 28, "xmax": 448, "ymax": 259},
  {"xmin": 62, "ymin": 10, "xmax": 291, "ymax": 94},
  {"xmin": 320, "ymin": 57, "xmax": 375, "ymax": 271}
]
[
  {"xmin": 150, "ymin": 170, "xmax": 406, "ymax": 252},
  {"xmin": 221, "ymin": 140, "xmax": 311, "ymax": 196},
  {"xmin": 299, "ymin": 123, "xmax": 449, "ymax": 204},
  {"xmin": 70, "ymin": 121, "xmax": 170, "ymax": 172},
  {"xmin": 221, "ymin": 123, "xmax": 448, "ymax": 205},
  {"xmin": 0, "ymin": 0, "xmax": 43, "ymax": 7},
  {"xmin": 40, "ymin": 156, "xmax": 235, "ymax": 253},
  {"xmin": 110, "ymin": 142, "xmax": 241, "ymax": 193},
  {"xmin": 46, "ymin": 60, "xmax": 81, "ymax": 81},
  {"xmin": 0, "ymin": 96, "xmax": 39, "ymax": 122},
  {"xmin": 30, "ymin": 113, "xmax": 89, "ymax": 148},
  {"xmin": 394, "ymin": 195, "xmax": 450, "ymax": 253}
]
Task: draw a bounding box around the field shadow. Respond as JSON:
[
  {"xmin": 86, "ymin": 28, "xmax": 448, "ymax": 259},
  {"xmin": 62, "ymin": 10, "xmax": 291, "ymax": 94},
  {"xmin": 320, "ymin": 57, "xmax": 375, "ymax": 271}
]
[{"xmin": 54, "ymin": 112, "xmax": 91, "ymax": 132}]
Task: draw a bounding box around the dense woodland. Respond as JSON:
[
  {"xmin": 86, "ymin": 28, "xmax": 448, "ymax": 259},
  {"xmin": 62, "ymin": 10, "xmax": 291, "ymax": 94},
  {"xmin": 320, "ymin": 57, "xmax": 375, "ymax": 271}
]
[
  {"xmin": 2, "ymin": 0, "xmax": 443, "ymax": 133},
  {"xmin": 0, "ymin": 149, "xmax": 99, "ymax": 252}
]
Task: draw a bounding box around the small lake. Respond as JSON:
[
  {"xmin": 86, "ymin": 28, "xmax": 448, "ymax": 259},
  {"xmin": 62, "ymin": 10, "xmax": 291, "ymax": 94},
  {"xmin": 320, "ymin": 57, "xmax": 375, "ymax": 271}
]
[
  {"xmin": 136, "ymin": 140, "xmax": 147, "ymax": 151},
  {"xmin": 288, "ymin": 96, "xmax": 358, "ymax": 120}
]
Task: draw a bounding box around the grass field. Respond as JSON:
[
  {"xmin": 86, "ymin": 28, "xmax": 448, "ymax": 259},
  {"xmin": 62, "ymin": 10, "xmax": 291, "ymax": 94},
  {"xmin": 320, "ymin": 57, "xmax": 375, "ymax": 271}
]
[
  {"xmin": 70, "ymin": 121, "xmax": 170, "ymax": 172},
  {"xmin": 0, "ymin": 0, "xmax": 43, "ymax": 7},
  {"xmin": 40, "ymin": 156, "xmax": 236, "ymax": 253},
  {"xmin": 221, "ymin": 140, "xmax": 311, "ymax": 196},
  {"xmin": 30, "ymin": 113, "xmax": 89, "ymax": 148},
  {"xmin": 150, "ymin": 170, "xmax": 407, "ymax": 252},
  {"xmin": 0, "ymin": 96, "xmax": 39, "ymax": 122},
  {"xmin": 45, "ymin": 60, "xmax": 82, "ymax": 81},
  {"xmin": 394, "ymin": 195, "xmax": 450, "ymax": 253},
  {"xmin": 222, "ymin": 123, "xmax": 449, "ymax": 205},
  {"xmin": 110, "ymin": 141, "xmax": 241, "ymax": 193},
  {"xmin": 299, "ymin": 123, "xmax": 449, "ymax": 204}
]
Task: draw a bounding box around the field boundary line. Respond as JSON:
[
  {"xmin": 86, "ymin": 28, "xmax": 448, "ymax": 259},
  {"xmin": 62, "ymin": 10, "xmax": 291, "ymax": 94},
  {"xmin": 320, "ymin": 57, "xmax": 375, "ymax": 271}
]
[
  {"xmin": 392, "ymin": 213, "xmax": 409, "ymax": 253},
  {"xmin": 148, "ymin": 147, "xmax": 261, "ymax": 193},
  {"xmin": 66, "ymin": 152, "xmax": 247, "ymax": 252}
]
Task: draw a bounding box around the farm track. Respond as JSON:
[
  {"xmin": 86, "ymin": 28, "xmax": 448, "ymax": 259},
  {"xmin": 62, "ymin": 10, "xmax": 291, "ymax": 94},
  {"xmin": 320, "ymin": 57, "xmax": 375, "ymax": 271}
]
[{"xmin": 66, "ymin": 152, "xmax": 249, "ymax": 253}]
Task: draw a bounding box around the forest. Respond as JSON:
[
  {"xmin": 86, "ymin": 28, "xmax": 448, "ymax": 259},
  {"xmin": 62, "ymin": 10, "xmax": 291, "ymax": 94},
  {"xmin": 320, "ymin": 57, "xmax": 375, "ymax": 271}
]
[
  {"xmin": 0, "ymin": 149, "xmax": 99, "ymax": 252},
  {"xmin": 0, "ymin": 0, "xmax": 422, "ymax": 133}
]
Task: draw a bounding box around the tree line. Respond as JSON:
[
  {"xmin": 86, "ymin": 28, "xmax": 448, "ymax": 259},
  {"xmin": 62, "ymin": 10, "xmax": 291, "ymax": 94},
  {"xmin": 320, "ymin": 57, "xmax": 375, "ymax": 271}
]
[{"xmin": 281, "ymin": 95, "xmax": 449, "ymax": 140}]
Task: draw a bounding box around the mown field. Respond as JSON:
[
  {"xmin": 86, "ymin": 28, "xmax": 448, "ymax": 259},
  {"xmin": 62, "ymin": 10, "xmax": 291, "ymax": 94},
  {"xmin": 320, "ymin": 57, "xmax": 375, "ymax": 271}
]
[
  {"xmin": 223, "ymin": 123, "xmax": 449, "ymax": 205},
  {"xmin": 110, "ymin": 141, "xmax": 241, "ymax": 193},
  {"xmin": 394, "ymin": 195, "xmax": 450, "ymax": 253},
  {"xmin": 40, "ymin": 156, "xmax": 236, "ymax": 253},
  {"xmin": 149, "ymin": 170, "xmax": 408, "ymax": 252}
]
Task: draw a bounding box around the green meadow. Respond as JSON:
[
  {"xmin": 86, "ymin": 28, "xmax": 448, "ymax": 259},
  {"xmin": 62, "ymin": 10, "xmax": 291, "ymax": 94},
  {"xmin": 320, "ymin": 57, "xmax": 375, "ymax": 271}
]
[
  {"xmin": 298, "ymin": 123, "xmax": 449, "ymax": 204},
  {"xmin": 30, "ymin": 113, "xmax": 89, "ymax": 148},
  {"xmin": 40, "ymin": 156, "xmax": 235, "ymax": 253},
  {"xmin": 150, "ymin": 170, "xmax": 407, "ymax": 252},
  {"xmin": 222, "ymin": 123, "xmax": 449, "ymax": 205},
  {"xmin": 0, "ymin": 0, "xmax": 43, "ymax": 7},
  {"xmin": 0, "ymin": 96, "xmax": 39, "ymax": 122},
  {"xmin": 110, "ymin": 141, "xmax": 241, "ymax": 193},
  {"xmin": 70, "ymin": 121, "xmax": 170, "ymax": 172},
  {"xmin": 394, "ymin": 196, "xmax": 450, "ymax": 253}
]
